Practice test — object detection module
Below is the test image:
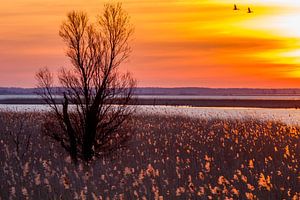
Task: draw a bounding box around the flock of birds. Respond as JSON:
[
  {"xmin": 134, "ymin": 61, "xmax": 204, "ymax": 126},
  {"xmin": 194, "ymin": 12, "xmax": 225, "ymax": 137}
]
[{"xmin": 233, "ymin": 4, "xmax": 253, "ymax": 13}]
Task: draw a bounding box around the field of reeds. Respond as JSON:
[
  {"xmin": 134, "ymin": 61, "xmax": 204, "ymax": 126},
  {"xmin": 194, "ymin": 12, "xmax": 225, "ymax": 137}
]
[{"xmin": 0, "ymin": 111, "xmax": 299, "ymax": 199}]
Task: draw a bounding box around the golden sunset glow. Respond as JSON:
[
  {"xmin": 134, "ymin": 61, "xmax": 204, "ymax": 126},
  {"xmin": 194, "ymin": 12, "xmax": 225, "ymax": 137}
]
[{"xmin": 1, "ymin": 0, "xmax": 300, "ymax": 87}]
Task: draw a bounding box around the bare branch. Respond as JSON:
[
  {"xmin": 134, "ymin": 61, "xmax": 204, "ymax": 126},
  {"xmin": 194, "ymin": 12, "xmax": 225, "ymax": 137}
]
[{"xmin": 36, "ymin": 3, "xmax": 136, "ymax": 165}]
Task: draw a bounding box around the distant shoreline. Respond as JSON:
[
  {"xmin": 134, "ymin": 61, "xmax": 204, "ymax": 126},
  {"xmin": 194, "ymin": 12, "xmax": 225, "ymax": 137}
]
[
  {"xmin": 1, "ymin": 97, "xmax": 300, "ymax": 109},
  {"xmin": 2, "ymin": 87, "xmax": 300, "ymax": 96}
]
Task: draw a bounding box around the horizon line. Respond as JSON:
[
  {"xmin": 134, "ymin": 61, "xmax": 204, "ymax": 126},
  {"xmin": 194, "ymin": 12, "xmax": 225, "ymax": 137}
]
[{"xmin": 1, "ymin": 87, "xmax": 300, "ymax": 90}]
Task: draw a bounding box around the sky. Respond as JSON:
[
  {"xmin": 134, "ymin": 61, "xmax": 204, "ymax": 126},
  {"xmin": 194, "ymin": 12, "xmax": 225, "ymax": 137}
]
[{"xmin": 1, "ymin": 0, "xmax": 300, "ymax": 88}]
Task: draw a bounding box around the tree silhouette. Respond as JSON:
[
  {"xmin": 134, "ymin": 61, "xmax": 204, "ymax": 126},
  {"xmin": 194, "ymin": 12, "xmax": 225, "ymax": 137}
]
[{"xmin": 36, "ymin": 3, "xmax": 135, "ymax": 164}]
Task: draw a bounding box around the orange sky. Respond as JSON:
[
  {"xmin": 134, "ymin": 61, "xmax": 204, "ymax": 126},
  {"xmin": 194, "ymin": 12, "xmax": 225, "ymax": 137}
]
[{"xmin": 1, "ymin": 0, "xmax": 300, "ymax": 88}]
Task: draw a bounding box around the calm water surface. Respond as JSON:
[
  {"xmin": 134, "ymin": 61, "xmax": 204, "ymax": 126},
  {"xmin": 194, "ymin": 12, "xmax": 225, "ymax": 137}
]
[
  {"xmin": 2, "ymin": 94, "xmax": 300, "ymax": 100},
  {"xmin": 0, "ymin": 104, "xmax": 300, "ymax": 126}
]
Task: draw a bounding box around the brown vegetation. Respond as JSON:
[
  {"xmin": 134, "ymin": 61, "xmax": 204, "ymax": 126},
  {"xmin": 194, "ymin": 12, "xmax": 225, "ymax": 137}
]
[{"xmin": 0, "ymin": 112, "xmax": 299, "ymax": 199}]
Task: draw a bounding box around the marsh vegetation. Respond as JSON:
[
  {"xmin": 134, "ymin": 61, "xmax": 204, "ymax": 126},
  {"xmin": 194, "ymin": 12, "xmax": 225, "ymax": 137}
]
[{"xmin": 0, "ymin": 111, "xmax": 299, "ymax": 199}]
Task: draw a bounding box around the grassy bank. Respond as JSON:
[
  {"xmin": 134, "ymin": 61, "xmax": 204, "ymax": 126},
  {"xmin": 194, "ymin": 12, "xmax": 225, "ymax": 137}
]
[{"xmin": 0, "ymin": 112, "xmax": 299, "ymax": 199}]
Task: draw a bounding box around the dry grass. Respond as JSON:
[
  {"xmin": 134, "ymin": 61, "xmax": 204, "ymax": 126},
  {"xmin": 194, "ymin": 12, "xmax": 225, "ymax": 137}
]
[{"xmin": 0, "ymin": 111, "xmax": 299, "ymax": 199}]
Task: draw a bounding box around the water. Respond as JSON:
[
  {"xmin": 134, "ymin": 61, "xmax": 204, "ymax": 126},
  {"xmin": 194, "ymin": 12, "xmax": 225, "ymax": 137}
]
[
  {"xmin": 135, "ymin": 95, "xmax": 300, "ymax": 100},
  {"xmin": 2, "ymin": 94, "xmax": 300, "ymax": 100},
  {"xmin": 0, "ymin": 95, "xmax": 58, "ymax": 100},
  {"xmin": 0, "ymin": 104, "xmax": 300, "ymax": 126}
]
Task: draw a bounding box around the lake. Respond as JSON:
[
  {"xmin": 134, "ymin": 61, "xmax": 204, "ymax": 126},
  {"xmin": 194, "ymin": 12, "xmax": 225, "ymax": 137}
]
[
  {"xmin": 0, "ymin": 104, "xmax": 300, "ymax": 126},
  {"xmin": 2, "ymin": 94, "xmax": 300, "ymax": 100}
]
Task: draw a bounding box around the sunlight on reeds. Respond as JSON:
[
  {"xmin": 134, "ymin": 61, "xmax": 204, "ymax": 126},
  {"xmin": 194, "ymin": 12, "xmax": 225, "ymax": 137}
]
[{"xmin": 0, "ymin": 111, "xmax": 299, "ymax": 199}]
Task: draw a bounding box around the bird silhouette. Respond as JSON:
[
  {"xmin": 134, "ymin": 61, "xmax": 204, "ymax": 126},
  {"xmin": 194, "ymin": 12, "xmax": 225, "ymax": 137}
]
[
  {"xmin": 233, "ymin": 4, "xmax": 239, "ymax": 10},
  {"xmin": 247, "ymin": 7, "xmax": 253, "ymax": 13}
]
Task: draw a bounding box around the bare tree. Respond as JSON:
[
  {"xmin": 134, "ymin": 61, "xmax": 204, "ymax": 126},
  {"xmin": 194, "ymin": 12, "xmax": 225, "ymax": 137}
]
[{"xmin": 36, "ymin": 3, "xmax": 136, "ymax": 164}]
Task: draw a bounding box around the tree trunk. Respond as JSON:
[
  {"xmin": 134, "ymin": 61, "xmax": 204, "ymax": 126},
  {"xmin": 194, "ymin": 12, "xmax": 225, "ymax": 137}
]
[
  {"xmin": 82, "ymin": 111, "xmax": 97, "ymax": 163},
  {"xmin": 63, "ymin": 94, "xmax": 78, "ymax": 164}
]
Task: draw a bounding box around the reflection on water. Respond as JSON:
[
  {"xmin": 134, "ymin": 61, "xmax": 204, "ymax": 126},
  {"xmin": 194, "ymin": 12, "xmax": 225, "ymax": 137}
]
[
  {"xmin": 0, "ymin": 104, "xmax": 300, "ymax": 126},
  {"xmin": 0, "ymin": 95, "xmax": 56, "ymax": 100},
  {"xmin": 135, "ymin": 95, "xmax": 300, "ymax": 100},
  {"xmin": 2, "ymin": 94, "xmax": 300, "ymax": 100}
]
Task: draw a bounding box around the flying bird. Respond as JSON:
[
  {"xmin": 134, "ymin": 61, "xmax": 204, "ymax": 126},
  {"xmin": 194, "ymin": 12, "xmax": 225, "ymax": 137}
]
[
  {"xmin": 247, "ymin": 7, "xmax": 253, "ymax": 13},
  {"xmin": 233, "ymin": 4, "xmax": 239, "ymax": 10}
]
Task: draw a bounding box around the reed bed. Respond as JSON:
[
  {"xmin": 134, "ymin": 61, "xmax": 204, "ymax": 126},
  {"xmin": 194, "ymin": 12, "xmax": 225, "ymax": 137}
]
[{"xmin": 0, "ymin": 111, "xmax": 299, "ymax": 199}]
